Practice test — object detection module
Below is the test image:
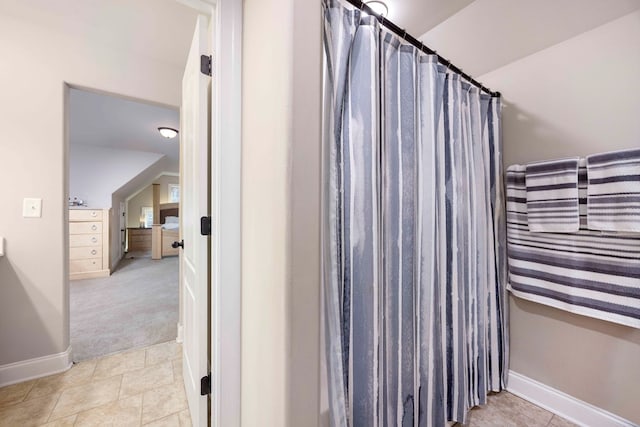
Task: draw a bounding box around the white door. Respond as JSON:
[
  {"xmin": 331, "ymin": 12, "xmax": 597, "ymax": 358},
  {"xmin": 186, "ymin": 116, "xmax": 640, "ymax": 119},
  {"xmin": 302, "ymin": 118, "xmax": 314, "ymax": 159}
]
[{"xmin": 180, "ymin": 14, "xmax": 210, "ymax": 427}]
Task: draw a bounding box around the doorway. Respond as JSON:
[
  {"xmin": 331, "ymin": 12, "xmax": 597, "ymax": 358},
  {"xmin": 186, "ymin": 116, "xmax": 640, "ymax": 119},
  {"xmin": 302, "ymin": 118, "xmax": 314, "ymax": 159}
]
[
  {"xmin": 57, "ymin": 0, "xmax": 242, "ymax": 425},
  {"xmin": 66, "ymin": 87, "xmax": 182, "ymax": 361}
]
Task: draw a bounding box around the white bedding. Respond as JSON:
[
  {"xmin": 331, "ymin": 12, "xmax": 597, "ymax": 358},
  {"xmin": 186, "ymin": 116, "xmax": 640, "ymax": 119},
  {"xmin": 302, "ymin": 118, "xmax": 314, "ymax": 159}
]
[{"xmin": 162, "ymin": 223, "xmax": 179, "ymax": 230}]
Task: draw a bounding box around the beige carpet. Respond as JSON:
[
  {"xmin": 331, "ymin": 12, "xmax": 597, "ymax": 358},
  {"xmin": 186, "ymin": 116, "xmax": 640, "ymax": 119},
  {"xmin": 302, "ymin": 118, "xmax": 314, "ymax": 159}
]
[{"xmin": 70, "ymin": 251, "xmax": 179, "ymax": 361}]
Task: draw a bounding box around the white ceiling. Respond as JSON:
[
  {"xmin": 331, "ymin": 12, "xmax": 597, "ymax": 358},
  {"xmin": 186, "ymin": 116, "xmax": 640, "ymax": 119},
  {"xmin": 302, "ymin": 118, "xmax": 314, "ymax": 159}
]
[
  {"xmin": 69, "ymin": 89, "xmax": 180, "ymax": 170},
  {"xmin": 0, "ymin": 0, "xmax": 199, "ymax": 68},
  {"xmin": 418, "ymin": 0, "xmax": 640, "ymax": 77},
  {"xmin": 384, "ymin": 0, "xmax": 475, "ymax": 36}
]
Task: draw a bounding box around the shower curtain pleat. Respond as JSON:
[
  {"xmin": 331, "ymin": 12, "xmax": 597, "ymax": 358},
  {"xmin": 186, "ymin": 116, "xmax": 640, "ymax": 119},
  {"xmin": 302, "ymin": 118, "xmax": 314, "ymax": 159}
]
[
  {"xmin": 345, "ymin": 15, "xmax": 380, "ymax": 426},
  {"xmin": 322, "ymin": 1, "xmax": 508, "ymax": 425},
  {"xmin": 416, "ymin": 54, "xmax": 446, "ymax": 427}
]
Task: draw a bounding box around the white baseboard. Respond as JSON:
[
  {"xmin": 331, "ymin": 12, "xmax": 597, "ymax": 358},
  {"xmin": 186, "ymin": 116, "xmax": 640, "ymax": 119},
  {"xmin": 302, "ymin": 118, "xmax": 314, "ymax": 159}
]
[
  {"xmin": 0, "ymin": 347, "xmax": 73, "ymax": 388},
  {"xmin": 176, "ymin": 323, "xmax": 184, "ymax": 343},
  {"xmin": 508, "ymin": 371, "xmax": 638, "ymax": 427}
]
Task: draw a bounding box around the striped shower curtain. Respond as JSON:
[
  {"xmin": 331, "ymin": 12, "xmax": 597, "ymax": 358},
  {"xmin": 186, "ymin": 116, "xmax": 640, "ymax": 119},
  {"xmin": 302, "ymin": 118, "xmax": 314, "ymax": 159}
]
[{"xmin": 321, "ymin": 1, "xmax": 508, "ymax": 425}]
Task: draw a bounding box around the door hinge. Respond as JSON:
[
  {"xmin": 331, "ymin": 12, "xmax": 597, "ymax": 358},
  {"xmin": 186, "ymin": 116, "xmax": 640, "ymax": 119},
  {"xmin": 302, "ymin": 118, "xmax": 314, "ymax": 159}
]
[
  {"xmin": 200, "ymin": 373, "xmax": 211, "ymax": 396},
  {"xmin": 200, "ymin": 216, "xmax": 212, "ymax": 236},
  {"xmin": 200, "ymin": 55, "xmax": 212, "ymax": 76}
]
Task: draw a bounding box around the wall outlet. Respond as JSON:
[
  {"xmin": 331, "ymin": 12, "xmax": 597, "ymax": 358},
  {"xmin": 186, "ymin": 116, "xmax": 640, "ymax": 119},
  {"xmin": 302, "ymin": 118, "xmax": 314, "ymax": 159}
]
[{"xmin": 23, "ymin": 198, "xmax": 42, "ymax": 218}]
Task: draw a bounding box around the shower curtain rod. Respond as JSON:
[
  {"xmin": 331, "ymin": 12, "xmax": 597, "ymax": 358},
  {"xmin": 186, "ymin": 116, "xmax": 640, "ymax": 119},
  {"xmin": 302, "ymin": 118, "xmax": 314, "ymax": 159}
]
[{"xmin": 345, "ymin": 0, "xmax": 501, "ymax": 98}]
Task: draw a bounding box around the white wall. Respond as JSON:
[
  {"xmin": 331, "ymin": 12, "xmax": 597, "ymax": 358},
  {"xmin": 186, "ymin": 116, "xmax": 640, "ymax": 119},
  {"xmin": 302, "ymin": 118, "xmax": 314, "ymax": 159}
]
[
  {"xmin": 242, "ymin": 0, "xmax": 323, "ymax": 424},
  {"xmin": 241, "ymin": 0, "xmax": 292, "ymax": 423},
  {"xmin": 480, "ymin": 10, "xmax": 640, "ymax": 423},
  {"xmin": 127, "ymin": 186, "xmax": 153, "ymax": 227},
  {"xmin": 157, "ymin": 174, "xmax": 180, "ymax": 205},
  {"xmin": 70, "ymin": 145, "xmax": 164, "ymax": 208},
  {"xmin": 290, "ymin": 0, "xmax": 322, "ymax": 424},
  {"xmin": 0, "ymin": 10, "xmax": 182, "ymax": 367}
]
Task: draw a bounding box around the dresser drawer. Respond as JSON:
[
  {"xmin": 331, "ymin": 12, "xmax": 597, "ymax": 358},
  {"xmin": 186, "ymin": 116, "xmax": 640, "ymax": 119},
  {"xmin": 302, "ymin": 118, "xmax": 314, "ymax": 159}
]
[
  {"xmin": 69, "ymin": 221, "xmax": 102, "ymax": 235},
  {"xmin": 70, "ymin": 258, "xmax": 103, "ymax": 273},
  {"xmin": 70, "ymin": 246, "xmax": 103, "ymax": 260},
  {"xmin": 69, "ymin": 233, "xmax": 102, "ymax": 248},
  {"xmin": 69, "ymin": 209, "xmax": 103, "ymax": 221}
]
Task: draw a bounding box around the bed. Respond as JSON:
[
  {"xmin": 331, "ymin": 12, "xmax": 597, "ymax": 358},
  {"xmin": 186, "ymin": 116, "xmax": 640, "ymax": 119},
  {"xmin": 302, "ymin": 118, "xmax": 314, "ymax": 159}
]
[{"xmin": 151, "ymin": 203, "xmax": 180, "ymax": 259}]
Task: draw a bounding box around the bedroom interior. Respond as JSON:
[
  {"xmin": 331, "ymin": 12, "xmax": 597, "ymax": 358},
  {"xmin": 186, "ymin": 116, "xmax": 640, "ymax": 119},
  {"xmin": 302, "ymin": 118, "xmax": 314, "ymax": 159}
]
[{"xmin": 67, "ymin": 88, "xmax": 182, "ymax": 361}]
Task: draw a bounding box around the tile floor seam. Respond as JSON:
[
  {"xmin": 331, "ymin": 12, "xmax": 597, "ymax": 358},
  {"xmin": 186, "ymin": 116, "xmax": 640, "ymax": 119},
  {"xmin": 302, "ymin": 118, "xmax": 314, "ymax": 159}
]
[
  {"xmin": 45, "ymin": 386, "xmax": 66, "ymax": 423},
  {"xmin": 172, "ymin": 360, "xmax": 177, "ymax": 384},
  {"xmin": 88, "ymin": 360, "xmax": 98, "ymax": 378},
  {"xmin": 138, "ymin": 391, "xmax": 144, "ymax": 426},
  {"xmin": 23, "ymin": 379, "xmax": 37, "ymax": 404},
  {"xmin": 117, "ymin": 372, "xmax": 126, "ymax": 401},
  {"xmin": 142, "ymin": 412, "xmax": 173, "ymax": 426}
]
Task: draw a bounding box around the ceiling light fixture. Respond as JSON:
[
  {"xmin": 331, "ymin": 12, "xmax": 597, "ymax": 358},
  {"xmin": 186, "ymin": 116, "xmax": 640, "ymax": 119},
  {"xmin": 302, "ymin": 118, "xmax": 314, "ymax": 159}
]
[
  {"xmin": 365, "ymin": 0, "xmax": 389, "ymax": 17},
  {"xmin": 158, "ymin": 127, "xmax": 178, "ymax": 139}
]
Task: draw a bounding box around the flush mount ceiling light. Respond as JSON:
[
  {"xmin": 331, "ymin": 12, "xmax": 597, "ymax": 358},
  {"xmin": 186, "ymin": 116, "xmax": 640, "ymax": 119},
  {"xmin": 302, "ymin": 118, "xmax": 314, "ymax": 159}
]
[
  {"xmin": 158, "ymin": 127, "xmax": 178, "ymax": 139},
  {"xmin": 365, "ymin": 0, "xmax": 389, "ymax": 16}
]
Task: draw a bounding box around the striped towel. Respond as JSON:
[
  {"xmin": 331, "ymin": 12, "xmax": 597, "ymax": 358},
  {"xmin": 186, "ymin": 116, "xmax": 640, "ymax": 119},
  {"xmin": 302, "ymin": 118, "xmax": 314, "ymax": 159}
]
[
  {"xmin": 587, "ymin": 148, "xmax": 640, "ymax": 232},
  {"xmin": 525, "ymin": 158, "xmax": 580, "ymax": 233},
  {"xmin": 506, "ymin": 164, "xmax": 640, "ymax": 329}
]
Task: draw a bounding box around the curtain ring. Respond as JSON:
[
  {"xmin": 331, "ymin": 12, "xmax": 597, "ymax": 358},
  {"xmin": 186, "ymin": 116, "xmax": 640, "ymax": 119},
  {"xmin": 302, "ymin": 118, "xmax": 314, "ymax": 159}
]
[
  {"xmin": 467, "ymin": 77, "xmax": 474, "ymax": 93},
  {"xmin": 402, "ymin": 30, "xmax": 408, "ymax": 42}
]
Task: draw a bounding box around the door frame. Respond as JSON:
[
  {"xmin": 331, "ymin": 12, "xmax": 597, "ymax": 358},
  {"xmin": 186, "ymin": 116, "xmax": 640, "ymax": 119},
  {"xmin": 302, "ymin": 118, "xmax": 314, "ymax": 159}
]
[
  {"xmin": 178, "ymin": 1, "xmax": 243, "ymax": 426},
  {"xmin": 61, "ymin": 0, "xmax": 242, "ymax": 425}
]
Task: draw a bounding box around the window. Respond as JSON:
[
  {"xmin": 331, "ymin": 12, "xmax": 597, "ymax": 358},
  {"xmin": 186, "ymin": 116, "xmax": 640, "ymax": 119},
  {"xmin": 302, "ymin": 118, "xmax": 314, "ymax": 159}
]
[
  {"xmin": 168, "ymin": 184, "xmax": 180, "ymax": 203},
  {"xmin": 141, "ymin": 207, "xmax": 153, "ymax": 228}
]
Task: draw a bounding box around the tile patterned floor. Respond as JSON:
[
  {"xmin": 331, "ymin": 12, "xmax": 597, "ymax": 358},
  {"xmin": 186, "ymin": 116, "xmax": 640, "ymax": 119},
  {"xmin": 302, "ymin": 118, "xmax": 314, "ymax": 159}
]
[
  {"xmin": 0, "ymin": 341, "xmax": 191, "ymax": 427},
  {"xmin": 457, "ymin": 391, "xmax": 578, "ymax": 427},
  {"xmin": 1, "ymin": 341, "xmax": 578, "ymax": 427}
]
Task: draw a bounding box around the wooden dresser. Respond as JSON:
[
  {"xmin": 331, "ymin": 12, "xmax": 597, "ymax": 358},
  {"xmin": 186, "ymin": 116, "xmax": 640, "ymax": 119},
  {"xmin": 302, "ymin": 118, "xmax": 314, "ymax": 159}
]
[
  {"xmin": 127, "ymin": 228, "xmax": 152, "ymax": 251},
  {"xmin": 69, "ymin": 208, "xmax": 110, "ymax": 280}
]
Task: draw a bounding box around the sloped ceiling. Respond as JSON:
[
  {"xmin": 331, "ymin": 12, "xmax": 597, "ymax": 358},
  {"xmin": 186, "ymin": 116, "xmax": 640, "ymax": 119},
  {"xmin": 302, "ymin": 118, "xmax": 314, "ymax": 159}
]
[
  {"xmin": 417, "ymin": 0, "xmax": 640, "ymax": 77},
  {"xmin": 384, "ymin": 0, "xmax": 475, "ymax": 36},
  {"xmin": 69, "ymin": 89, "xmax": 180, "ymax": 172}
]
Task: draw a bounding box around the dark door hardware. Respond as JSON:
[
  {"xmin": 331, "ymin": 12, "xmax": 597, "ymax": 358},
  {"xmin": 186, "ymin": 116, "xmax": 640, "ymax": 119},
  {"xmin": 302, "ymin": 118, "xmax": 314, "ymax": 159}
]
[{"xmin": 200, "ymin": 216, "xmax": 212, "ymax": 236}]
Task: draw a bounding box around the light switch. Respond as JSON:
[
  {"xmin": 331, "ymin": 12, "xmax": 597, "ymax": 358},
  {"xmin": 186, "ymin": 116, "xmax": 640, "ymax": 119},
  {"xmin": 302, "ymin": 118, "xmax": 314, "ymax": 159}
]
[{"xmin": 23, "ymin": 198, "xmax": 42, "ymax": 218}]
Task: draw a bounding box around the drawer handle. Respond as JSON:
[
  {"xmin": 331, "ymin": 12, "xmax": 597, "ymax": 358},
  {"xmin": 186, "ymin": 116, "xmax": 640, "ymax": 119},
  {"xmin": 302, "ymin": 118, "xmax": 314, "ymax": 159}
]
[
  {"xmin": 91, "ymin": 225, "xmax": 98, "ymax": 231},
  {"xmin": 91, "ymin": 249, "xmax": 97, "ymax": 255},
  {"xmin": 91, "ymin": 211, "xmax": 97, "ymax": 217},
  {"xmin": 91, "ymin": 237, "xmax": 98, "ymax": 243}
]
